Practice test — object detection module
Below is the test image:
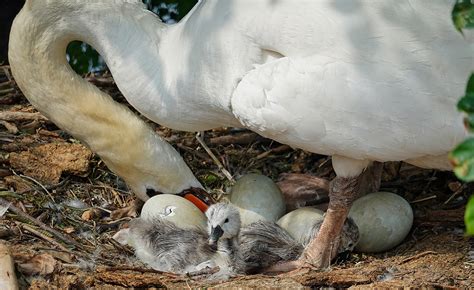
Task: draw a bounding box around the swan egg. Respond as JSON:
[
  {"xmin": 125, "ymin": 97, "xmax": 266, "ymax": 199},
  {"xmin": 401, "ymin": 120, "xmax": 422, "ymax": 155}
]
[
  {"xmin": 230, "ymin": 174, "xmax": 286, "ymax": 226},
  {"xmin": 277, "ymin": 207, "xmax": 324, "ymax": 243},
  {"xmin": 348, "ymin": 191, "xmax": 413, "ymax": 253},
  {"xmin": 140, "ymin": 194, "xmax": 206, "ymax": 229}
]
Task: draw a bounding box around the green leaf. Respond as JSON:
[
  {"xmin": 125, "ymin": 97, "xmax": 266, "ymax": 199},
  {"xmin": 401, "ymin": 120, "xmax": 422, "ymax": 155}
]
[
  {"xmin": 457, "ymin": 92, "xmax": 474, "ymax": 113},
  {"xmin": 466, "ymin": 73, "xmax": 474, "ymax": 95},
  {"xmin": 463, "ymin": 114, "xmax": 474, "ymax": 131},
  {"xmin": 457, "ymin": 74, "xmax": 474, "ymax": 113},
  {"xmin": 452, "ymin": 0, "xmax": 474, "ymax": 33},
  {"xmin": 465, "ymin": 195, "xmax": 474, "ymax": 235},
  {"xmin": 200, "ymin": 173, "xmax": 220, "ymax": 187},
  {"xmin": 450, "ymin": 138, "xmax": 474, "ymax": 181}
]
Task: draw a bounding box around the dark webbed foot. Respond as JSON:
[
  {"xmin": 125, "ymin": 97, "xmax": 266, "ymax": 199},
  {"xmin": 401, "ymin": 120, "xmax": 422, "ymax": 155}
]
[
  {"xmin": 277, "ymin": 173, "xmax": 330, "ymax": 211},
  {"xmin": 277, "ymin": 162, "xmax": 382, "ymax": 211}
]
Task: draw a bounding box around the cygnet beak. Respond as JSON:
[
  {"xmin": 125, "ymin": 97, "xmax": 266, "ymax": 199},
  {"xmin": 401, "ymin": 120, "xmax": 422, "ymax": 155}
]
[{"xmin": 208, "ymin": 225, "xmax": 224, "ymax": 248}]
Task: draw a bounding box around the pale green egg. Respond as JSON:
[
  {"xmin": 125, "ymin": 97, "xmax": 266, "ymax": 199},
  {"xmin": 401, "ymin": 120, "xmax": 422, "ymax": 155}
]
[
  {"xmin": 277, "ymin": 207, "xmax": 324, "ymax": 243},
  {"xmin": 349, "ymin": 192, "xmax": 413, "ymax": 253},
  {"xmin": 230, "ymin": 174, "xmax": 286, "ymax": 226}
]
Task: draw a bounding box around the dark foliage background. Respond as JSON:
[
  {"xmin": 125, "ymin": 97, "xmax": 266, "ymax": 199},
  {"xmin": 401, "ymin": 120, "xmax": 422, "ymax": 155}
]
[{"xmin": 0, "ymin": 0, "xmax": 26, "ymax": 64}]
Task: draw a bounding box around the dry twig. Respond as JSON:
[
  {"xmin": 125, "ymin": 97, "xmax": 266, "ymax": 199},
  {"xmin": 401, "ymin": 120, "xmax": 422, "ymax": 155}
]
[
  {"xmin": 0, "ymin": 197, "xmax": 82, "ymax": 249},
  {"xmin": 185, "ymin": 266, "xmax": 220, "ymax": 278},
  {"xmin": 209, "ymin": 132, "xmax": 259, "ymax": 145},
  {"xmin": 400, "ymin": 251, "xmax": 437, "ymax": 264},
  {"xmin": 19, "ymin": 223, "xmax": 71, "ymax": 252},
  {"xmin": 444, "ymin": 183, "xmax": 467, "ymax": 205},
  {"xmin": 410, "ymin": 195, "xmax": 437, "ymax": 204},
  {"xmin": 196, "ymin": 132, "xmax": 234, "ymax": 182},
  {"xmin": 0, "ymin": 120, "xmax": 18, "ymax": 134},
  {"xmin": 256, "ymin": 144, "xmax": 292, "ymax": 159},
  {"xmin": 12, "ymin": 170, "xmax": 56, "ymax": 203},
  {"xmin": 96, "ymin": 265, "xmax": 178, "ymax": 276},
  {"xmin": 0, "ymin": 111, "xmax": 47, "ymax": 122}
]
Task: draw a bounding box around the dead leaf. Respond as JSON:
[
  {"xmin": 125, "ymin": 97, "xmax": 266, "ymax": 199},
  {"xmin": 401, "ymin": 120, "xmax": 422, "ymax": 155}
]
[
  {"xmin": 18, "ymin": 253, "xmax": 57, "ymax": 275},
  {"xmin": 41, "ymin": 250, "xmax": 74, "ymax": 264},
  {"xmin": 110, "ymin": 199, "xmax": 142, "ymax": 220},
  {"xmin": 448, "ymin": 181, "xmax": 462, "ymax": 192},
  {"xmin": 63, "ymin": 227, "xmax": 75, "ymax": 234},
  {"xmin": 81, "ymin": 208, "xmax": 102, "ymax": 221}
]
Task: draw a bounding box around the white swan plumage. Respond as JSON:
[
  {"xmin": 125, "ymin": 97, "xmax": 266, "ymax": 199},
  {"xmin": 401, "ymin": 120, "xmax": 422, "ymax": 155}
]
[{"xmin": 8, "ymin": 0, "xmax": 474, "ymax": 269}]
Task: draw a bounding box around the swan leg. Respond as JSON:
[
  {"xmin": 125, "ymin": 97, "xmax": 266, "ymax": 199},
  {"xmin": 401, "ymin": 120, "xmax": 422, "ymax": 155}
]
[
  {"xmin": 300, "ymin": 175, "xmax": 361, "ymax": 268},
  {"xmin": 301, "ymin": 156, "xmax": 370, "ymax": 269},
  {"xmin": 264, "ymin": 156, "xmax": 370, "ymax": 273}
]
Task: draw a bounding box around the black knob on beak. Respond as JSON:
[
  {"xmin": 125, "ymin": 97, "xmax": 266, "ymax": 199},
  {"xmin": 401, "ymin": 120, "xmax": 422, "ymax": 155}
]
[{"xmin": 209, "ymin": 225, "xmax": 224, "ymax": 247}]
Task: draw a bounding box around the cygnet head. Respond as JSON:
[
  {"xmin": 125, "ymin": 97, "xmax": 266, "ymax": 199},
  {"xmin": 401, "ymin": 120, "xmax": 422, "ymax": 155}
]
[
  {"xmin": 206, "ymin": 203, "xmax": 241, "ymax": 247},
  {"xmin": 340, "ymin": 217, "xmax": 360, "ymax": 252}
]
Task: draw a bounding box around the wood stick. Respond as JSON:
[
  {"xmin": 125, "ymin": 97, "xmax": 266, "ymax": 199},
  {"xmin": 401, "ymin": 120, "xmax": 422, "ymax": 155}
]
[
  {"xmin": 400, "ymin": 251, "xmax": 437, "ymax": 264},
  {"xmin": 19, "ymin": 223, "xmax": 71, "ymax": 252},
  {"xmin": 185, "ymin": 266, "xmax": 220, "ymax": 277},
  {"xmin": 196, "ymin": 132, "xmax": 234, "ymax": 182},
  {"xmin": 444, "ymin": 184, "xmax": 467, "ymax": 205},
  {"xmin": 0, "ymin": 88, "xmax": 14, "ymax": 95},
  {"xmin": 0, "ymin": 197, "xmax": 83, "ymax": 249},
  {"xmin": 256, "ymin": 145, "xmax": 292, "ymax": 159},
  {"xmin": 209, "ymin": 132, "xmax": 259, "ymax": 145},
  {"xmin": 96, "ymin": 265, "xmax": 178, "ymax": 276},
  {"xmin": 0, "ymin": 121, "xmax": 18, "ymax": 134},
  {"xmin": 410, "ymin": 195, "xmax": 437, "ymax": 204},
  {"xmin": 0, "ymin": 111, "xmax": 47, "ymax": 122},
  {"xmin": 1, "ymin": 67, "xmax": 13, "ymax": 83},
  {"xmin": 414, "ymin": 208, "xmax": 464, "ymax": 225},
  {"xmin": 12, "ymin": 171, "xmax": 56, "ymax": 203},
  {"xmin": 0, "ymin": 240, "xmax": 19, "ymax": 290}
]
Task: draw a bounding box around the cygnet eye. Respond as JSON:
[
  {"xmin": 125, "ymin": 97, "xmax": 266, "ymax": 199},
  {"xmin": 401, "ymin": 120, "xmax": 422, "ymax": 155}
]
[{"xmin": 224, "ymin": 218, "xmax": 229, "ymax": 223}]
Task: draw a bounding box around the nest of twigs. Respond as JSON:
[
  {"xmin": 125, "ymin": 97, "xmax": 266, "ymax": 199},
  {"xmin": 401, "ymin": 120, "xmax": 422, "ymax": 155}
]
[{"xmin": 0, "ymin": 66, "xmax": 473, "ymax": 288}]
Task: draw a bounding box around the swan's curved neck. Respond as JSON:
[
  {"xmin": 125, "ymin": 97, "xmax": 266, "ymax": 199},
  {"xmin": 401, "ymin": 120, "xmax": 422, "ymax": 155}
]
[{"xmin": 8, "ymin": 0, "xmax": 202, "ymax": 199}]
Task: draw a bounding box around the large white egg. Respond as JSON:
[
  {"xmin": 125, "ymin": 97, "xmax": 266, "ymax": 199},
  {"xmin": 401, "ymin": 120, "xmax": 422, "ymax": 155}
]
[
  {"xmin": 277, "ymin": 207, "xmax": 324, "ymax": 243},
  {"xmin": 230, "ymin": 174, "xmax": 286, "ymax": 226},
  {"xmin": 140, "ymin": 194, "xmax": 206, "ymax": 229},
  {"xmin": 349, "ymin": 192, "xmax": 413, "ymax": 253}
]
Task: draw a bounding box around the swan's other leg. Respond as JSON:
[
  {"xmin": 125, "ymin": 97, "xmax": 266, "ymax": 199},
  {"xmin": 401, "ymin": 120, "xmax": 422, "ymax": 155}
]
[{"xmin": 358, "ymin": 161, "xmax": 383, "ymax": 195}]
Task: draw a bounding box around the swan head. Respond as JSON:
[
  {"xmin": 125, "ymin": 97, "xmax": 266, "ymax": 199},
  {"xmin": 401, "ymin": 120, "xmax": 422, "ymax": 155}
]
[{"xmin": 206, "ymin": 203, "xmax": 241, "ymax": 247}]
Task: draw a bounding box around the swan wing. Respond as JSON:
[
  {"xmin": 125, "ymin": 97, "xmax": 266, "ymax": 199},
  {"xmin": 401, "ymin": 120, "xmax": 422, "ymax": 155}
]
[{"xmin": 231, "ymin": 55, "xmax": 468, "ymax": 162}]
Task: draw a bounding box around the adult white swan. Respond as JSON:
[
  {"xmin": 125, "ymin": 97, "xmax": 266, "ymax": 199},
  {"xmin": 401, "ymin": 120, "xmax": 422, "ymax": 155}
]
[{"xmin": 8, "ymin": 0, "xmax": 473, "ymax": 270}]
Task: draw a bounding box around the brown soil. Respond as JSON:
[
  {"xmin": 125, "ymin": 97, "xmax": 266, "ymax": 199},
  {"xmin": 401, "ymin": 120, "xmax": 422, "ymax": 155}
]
[{"xmin": 0, "ymin": 66, "xmax": 473, "ymax": 289}]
